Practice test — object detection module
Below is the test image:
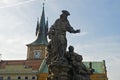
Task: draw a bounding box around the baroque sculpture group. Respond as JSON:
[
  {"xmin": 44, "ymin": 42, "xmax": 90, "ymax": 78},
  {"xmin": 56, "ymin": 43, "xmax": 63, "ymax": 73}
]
[{"xmin": 46, "ymin": 10, "xmax": 92, "ymax": 80}]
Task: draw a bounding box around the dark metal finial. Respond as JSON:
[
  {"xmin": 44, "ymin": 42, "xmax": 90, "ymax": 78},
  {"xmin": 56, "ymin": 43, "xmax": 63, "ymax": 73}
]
[{"xmin": 43, "ymin": 0, "xmax": 45, "ymax": 7}]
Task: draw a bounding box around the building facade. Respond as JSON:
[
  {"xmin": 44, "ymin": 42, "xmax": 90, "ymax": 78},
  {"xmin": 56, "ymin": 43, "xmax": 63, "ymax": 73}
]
[{"xmin": 0, "ymin": 60, "xmax": 41, "ymax": 80}]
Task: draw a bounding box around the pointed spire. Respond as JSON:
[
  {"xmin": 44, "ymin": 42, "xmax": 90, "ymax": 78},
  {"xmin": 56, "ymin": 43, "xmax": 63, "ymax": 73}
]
[
  {"xmin": 45, "ymin": 17, "xmax": 48, "ymax": 35},
  {"xmin": 39, "ymin": 3, "xmax": 45, "ymax": 35},
  {"xmin": 43, "ymin": 1, "xmax": 45, "ymax": 7},
  {"xmin": 36, "ymin": 17, "xmax": 40, "ymax": 36},
  {"xmin": 27, "ymin": 2, "xmax": 48, "ymax": 46}
]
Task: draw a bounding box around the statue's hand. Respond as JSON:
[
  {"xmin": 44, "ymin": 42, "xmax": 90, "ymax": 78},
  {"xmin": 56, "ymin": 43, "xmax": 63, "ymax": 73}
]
[{"xmin": 75, "ymin": 29, "xmax": 80, "ymax": 33}]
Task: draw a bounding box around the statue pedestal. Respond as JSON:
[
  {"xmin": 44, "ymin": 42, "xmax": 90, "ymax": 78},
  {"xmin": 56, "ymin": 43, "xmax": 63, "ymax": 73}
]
[{"xmin": 47, "ymin": 58, "xmax": 71, "ymax": 80}]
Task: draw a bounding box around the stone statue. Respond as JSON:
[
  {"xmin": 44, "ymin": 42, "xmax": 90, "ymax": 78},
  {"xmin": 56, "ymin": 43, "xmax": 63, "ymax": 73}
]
[
  {"xmin": 65, "ymin": 46, "xmax": 91, "ymax": 80},
  {"xmin": 46, "ymin": 10, "xmax": 91, "ymax": 80},
  {"xmin": 48, "ymin": 10, "xmax": 80, "ymax": 60}
]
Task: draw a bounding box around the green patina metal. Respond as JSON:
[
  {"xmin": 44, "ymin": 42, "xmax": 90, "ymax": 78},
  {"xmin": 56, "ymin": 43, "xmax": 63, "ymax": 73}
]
[
  {"xmin": 83, "ymin": 61, "xmax": 106, "ymax": 73},
  {"xmin": 39, "ymin": 60, "xmax": 106, "ymax": 74},
  {"xmin": 39, "ymin": 59, "xmax": 48, "ymax": 73},
  {"xmin": 28, "ymin": 5, "xmax": 48, "ymax": 46}
]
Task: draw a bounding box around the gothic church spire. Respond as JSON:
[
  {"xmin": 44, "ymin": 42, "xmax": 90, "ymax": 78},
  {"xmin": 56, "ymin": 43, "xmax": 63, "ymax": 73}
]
[{"xmin": 28, "ymin": 3, "xmax": 48, "ymax": 46}]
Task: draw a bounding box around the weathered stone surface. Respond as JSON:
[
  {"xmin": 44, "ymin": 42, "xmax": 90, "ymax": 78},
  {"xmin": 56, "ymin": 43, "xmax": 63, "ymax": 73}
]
[{"xmin": 46, "ymin": 10, "xmax": 91, "ymax": 80}]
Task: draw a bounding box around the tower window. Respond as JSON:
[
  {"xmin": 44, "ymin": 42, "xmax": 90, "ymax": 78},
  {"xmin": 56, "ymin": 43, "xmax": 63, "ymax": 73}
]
[
  {"xmin": 25, "ymin": 76, "xmax": 28, "ymax": 80},
  {"xmin": 18, "ymin": 76, "xmax": 21, "ymax": 80},
  {"xmin": 32, "ymin": 76, "xmax": 35, "ymax": 79},
  {"xmin": 35, "ymin": 53, "xmax": 38, "ymax": 55},
  {"xmin": 7, "ymin": 76, "xmax": 11, "ymax": 80}
]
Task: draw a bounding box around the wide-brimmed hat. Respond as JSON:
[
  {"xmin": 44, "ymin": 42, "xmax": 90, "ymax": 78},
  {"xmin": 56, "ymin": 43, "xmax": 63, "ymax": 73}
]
[{"xmin": 62, "ymin": 10, "xmax": 70, "ymax": 16}]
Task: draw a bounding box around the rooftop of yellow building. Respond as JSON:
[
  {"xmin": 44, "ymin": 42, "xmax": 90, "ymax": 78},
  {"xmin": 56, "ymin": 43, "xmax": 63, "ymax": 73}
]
[{"xmin": 0, "ymin": 60, "xmax": 42, "ymax": 74}]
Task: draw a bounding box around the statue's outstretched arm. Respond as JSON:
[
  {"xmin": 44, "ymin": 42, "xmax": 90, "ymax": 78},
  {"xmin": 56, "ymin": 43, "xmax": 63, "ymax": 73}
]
[{"xmin": 67, "ymin": 21, "xmax": 80, "ymax": 33}]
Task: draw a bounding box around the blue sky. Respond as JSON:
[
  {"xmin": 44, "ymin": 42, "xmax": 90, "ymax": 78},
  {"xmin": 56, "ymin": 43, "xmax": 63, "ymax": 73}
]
[{"xmin": 0, "ymin": 0, "xmax": 120, "ymax": 80}]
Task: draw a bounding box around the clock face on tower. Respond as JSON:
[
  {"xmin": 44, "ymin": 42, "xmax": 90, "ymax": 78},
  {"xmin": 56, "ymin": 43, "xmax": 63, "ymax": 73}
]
[{"xmin": 34, "ymin": 51, "xmax": 41, "ymax": 59}]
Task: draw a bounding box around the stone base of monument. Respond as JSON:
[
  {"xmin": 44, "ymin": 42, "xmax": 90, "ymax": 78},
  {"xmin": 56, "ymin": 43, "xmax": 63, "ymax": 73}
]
[{"xmin": 47, "ymin": 58, "xmax": 71, "ymax": 80}]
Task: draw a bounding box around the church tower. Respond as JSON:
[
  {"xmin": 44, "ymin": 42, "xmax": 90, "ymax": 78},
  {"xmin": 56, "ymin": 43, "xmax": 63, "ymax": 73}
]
[{"xmin": 26, "ymin": 4, "xmax": 48, "ymax": 60}]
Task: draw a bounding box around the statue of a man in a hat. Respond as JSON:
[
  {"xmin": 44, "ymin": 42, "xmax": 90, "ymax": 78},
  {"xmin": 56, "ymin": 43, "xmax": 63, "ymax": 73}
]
[{"xmin": 48, "ymin": 10, "xmax": 80, "ymax": 60}]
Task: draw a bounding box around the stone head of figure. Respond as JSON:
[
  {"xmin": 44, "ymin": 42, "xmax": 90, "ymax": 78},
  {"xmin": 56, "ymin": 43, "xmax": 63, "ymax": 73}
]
[
  {"xmin": 60, "ymin": 10, "xmax": 70, "ymax": 20},
  {"xmin": 68, "ymin": 45, "xmax": 74, "ymax": 53},
  {"xmin": 77, "ymin": 55, "xmax": 83, "ymax": 62}
]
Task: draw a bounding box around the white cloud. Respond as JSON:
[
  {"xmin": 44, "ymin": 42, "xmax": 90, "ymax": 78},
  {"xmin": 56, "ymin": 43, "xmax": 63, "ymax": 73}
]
[
  {"xmin": 1, "ymin": 0, "xmax": 20, "ymax": 4},
  {"xmin": 0, "ymin": 0, "xmax": 36, "ymax": 8},
  {"xmin": 75, "ymin": 38, "xmax": 120, "ymax": 57},
  {"xmin": 47, "ymin": 0, "xmax": 59, "ymax": 11},
  {"xmin": 0, "ymin": 34, "xmax": 31, "ymax": 60},
  {"xmin": 0, "ymin": 2, "xmax": 35, "ymax": 60},
  {"xmin": 70, "ymin": 31, "xmax": 88, "ymax": 37}
]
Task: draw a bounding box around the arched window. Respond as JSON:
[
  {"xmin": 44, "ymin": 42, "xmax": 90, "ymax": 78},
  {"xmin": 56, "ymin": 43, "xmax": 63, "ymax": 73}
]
[
  {"xmin": 18, "ymin": 76, "xmax": 21, "ymax": 80},
  {"xmin": 25, "ymin": 76, "xmax": 28, "ymax": 80},
  {"xmin": 32, "ymin": 76, "xmax": 35, "ymax": 80},
  {"xmin": 7, "ymin": 76, "xmax": 11, "ymax": 80}
]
